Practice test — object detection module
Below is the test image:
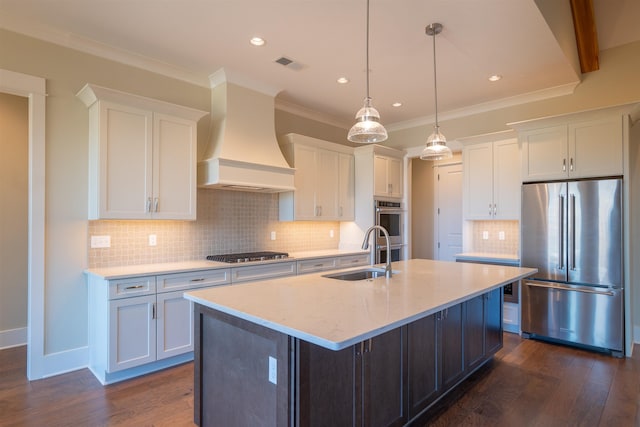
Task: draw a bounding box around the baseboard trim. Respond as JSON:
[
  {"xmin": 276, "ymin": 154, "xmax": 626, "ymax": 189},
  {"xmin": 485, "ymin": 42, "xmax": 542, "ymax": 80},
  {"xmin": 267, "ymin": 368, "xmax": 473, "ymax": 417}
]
[
  {"xmin": 41, "ymin": 346, "xmax": 89, "ymax": 378},
  {"xmin": 0, "ymin": 327, "xmax": 27, "ymax": 350}
]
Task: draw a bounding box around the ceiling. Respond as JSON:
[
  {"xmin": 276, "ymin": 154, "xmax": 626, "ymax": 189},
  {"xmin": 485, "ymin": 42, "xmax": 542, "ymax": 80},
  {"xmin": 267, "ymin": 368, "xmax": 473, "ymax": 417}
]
[{"xmin": 1, "ymin": 0, "xmax": 639, "ymax": 130}]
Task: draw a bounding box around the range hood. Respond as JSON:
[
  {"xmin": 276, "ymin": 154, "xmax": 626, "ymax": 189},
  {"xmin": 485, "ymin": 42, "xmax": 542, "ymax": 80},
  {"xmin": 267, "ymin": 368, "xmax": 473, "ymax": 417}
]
[{"xmin": 198, "ymin": 69, "xmax": 296, "ymax": 192}]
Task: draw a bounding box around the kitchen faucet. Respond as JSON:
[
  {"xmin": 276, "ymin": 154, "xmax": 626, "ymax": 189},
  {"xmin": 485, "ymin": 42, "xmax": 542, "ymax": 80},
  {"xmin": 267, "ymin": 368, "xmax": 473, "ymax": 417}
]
[{"xmin": 361, "ymin": 225, "xmax": 393, "ymax": 278}]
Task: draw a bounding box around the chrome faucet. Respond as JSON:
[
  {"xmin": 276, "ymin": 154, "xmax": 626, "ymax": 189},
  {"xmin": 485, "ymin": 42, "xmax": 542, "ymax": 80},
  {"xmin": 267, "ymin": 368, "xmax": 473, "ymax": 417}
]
[{"xmin": 361, "ymin": 225, "xmax": 392, "ymax": 278}]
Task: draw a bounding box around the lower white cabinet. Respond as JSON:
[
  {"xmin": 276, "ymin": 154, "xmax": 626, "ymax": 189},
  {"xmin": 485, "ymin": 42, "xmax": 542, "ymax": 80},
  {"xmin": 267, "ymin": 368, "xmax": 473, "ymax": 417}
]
[{"xmin": 88, "ymin": 268, "xmax": 231, "ymax": 384}]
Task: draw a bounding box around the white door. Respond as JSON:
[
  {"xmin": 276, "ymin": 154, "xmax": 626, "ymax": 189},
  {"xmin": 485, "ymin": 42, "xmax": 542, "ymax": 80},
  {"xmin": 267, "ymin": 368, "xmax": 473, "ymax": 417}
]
[
  {"xmin": 156, "ymin": 290, "xmax": 193, "ymax": 360},
  {"xmin": 435, "ymin": 163, "xmax": 463, "ymax": 261},
  {"xmin": 108, "ymin": 295, "xmax": 156, "ymax": 372}
]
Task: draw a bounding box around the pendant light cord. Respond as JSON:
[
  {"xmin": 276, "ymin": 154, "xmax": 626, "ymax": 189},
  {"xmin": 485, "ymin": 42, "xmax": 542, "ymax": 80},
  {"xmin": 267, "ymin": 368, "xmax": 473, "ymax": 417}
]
[
  {"xmin": 366, "ymin": 0, "xmax": 371, "ymax": 100},
  {"xmin": 432, "ymin": 26, "xmax": 439, "ymax": 128}
]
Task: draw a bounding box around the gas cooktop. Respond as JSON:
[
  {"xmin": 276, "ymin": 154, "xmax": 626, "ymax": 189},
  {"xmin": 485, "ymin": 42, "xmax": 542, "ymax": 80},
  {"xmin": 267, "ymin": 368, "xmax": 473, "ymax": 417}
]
[{"xmin": 207, "ymin": 251, "xmax": 289, "ymax": 263}]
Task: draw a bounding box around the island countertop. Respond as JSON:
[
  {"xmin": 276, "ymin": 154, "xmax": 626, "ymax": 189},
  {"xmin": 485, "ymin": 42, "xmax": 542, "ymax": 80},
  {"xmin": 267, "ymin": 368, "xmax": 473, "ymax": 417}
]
[{"xmin": 184, "ymin": 258, "xmax": 536, "ymax": 350}]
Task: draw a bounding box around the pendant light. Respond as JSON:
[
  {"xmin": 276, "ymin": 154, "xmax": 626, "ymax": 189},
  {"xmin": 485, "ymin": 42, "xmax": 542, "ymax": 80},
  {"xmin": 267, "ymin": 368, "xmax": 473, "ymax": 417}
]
[
  {"xmin": 347, "ymin": 0, "xmax": 388, "ymax": 143},
  {"xmin": 420, "ymin": 23, "xmax": 453, "ymax": 161}
]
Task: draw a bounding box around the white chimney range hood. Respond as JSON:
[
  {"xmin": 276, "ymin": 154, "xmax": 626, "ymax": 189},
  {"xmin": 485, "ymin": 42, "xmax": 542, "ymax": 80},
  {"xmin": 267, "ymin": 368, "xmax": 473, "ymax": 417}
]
[{"xmin": 197, "ymin": 68, "xmax": 296, "ymax": 192}]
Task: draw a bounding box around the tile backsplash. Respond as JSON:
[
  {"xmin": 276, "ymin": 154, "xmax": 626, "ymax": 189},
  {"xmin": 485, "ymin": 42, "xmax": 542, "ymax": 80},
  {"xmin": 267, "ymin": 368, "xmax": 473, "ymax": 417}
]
[
  {"xmin": 88, "ymin": 189, "xmax": 340, "ymax": 268},
  {"xmin": 470, "ymin": 220, "xmax": 519, "ymax": 255}
]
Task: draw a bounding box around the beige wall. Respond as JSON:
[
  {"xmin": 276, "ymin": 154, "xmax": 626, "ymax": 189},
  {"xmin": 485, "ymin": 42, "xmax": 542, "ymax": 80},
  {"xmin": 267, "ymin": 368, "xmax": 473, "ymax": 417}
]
[
  {"xmin": 410, "ymin": 158, "xmax": 434, "ymax": 259},
  {"xmin": 0, "ymin": 92, "xmax": 28, "ymax": 336}
]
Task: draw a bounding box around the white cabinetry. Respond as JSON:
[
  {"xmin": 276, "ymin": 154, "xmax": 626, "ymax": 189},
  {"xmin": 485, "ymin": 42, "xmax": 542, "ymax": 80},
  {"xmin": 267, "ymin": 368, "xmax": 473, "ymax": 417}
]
[
  {"xmin": 462, "ymin": 135, "xmax": 520, "ymax": 220},
  {"xmin": 296, "ymin": 253, "xmax": 369, "ymax": 275},
  {"xmin": 518, "ymin": 116, "xmax": 623, "ymax": 182},
  {"xmin": 279, "ymin": 134, "xmax": 355, "ymax": 221},
  {"xmin": 88, "ymin": 268, "xmax": 230, "ymax": 384},
  {"xmin": 77, "ymin": 84, "xmax": 207, "ymax": 220},
  {"xmin": 374, "ymin": 155, "xmax": 403, "ymax": 199}
]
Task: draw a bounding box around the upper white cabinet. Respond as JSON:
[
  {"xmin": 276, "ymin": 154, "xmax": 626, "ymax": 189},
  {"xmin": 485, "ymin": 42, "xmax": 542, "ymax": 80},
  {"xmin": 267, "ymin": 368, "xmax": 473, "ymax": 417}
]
[
  {"xmin": 374, "ymin": 154, "xmax": 403, "ymax": 199},
  {"xmin": 518, "ymin": 116, "xmax": 623, "ymax": 182},
  {"xmin": 354, "ymin": 145, "xmax": 405, "ymax": 203},
  {"xmin": 77, "ymin": 84, "xmax": 207, "ymax": 220},
  {"xmin": 462, "ymin": 134, "xmax": 520, "ymax": 220},
  {"xmin": 279, "ymin": 134, "xmax": 355, "ymax": 221}
]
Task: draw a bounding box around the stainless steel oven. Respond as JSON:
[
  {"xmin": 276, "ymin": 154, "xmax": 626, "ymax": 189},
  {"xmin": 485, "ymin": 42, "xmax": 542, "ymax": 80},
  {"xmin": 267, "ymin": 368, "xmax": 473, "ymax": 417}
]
[
  {"xmin": 375, "ymin": 200, "xmax": 404, "ymax": 246},
  {"xmin": 374, "ymin": 200, "xmax": 404, "ymax": 263}
]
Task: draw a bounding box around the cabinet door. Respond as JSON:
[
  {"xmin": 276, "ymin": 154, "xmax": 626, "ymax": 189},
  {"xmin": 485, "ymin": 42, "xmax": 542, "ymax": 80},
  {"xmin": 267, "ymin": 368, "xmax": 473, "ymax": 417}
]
[
  {"xmin": 98, "ymin": 101, "xmax": 153, "ymax": 219},
  {"xmin": 387, "ymin": 157, "xmax": 403, "ymax": 198},
  {"xmin": 296, "ymin": 341, "xmax": 357, "ymax": 426},
  {"xmin": 440, "ymin": 303, "xmax": 465, "ymax": 390},
  {"xmin": 152, "ymin": 113, "xmax": 197, "ymax": 219},
  {"xmin": 569, "ymin": 117, "xmax": 623, "ymax": 178},
  {"xmin": 463, "ymin": 142, "xmax": 493, "ymax": 219},
  {"xmin": 521, "ymin": 125, "xmax": 568, "ymax": 182},
  {"xmin": 373, "ymin": 155, "xmax": 389, "ymax": 197},
  {"xmin": 156, "ymin": 290, "xmax": 193, "ymax": 360},
  {"xmin": 362, "ymin": 328, "xmax": 407, "ymax": 427},
  {"xmin": 293, "ymin": 145, "xmax": 318, "ymax": 220},
  {"xmin": 316, "ymin": 149, "xmax": 339, "ymax": 218},
  {"xmin": 407, "ymin": 314, "xmax": 439, "ymax": 418},
  {"xmin": 464, "ymin": 295, "xmax": 485, "ymax": 372},
  {"xmin": 338, "ymin": 153, "xmax": 355, "ymax": 220},
  {"xmin": 493, "ymin": 139, "xmax": 521, "ymax": 219},
  {"xmin": 485, "ymin": 288, "xmax": 503, "ymax": 356},
  {"xmin": 108, "ymin": 295, "xmax": 156, "ymax": 372}
]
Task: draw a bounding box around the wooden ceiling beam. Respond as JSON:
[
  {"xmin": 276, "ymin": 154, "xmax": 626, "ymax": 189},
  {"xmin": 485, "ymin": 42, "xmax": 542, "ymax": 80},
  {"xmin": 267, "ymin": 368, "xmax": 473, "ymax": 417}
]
[{"xmin": 570, "ymin": 0, "xmax": 599, "ymax": 73}]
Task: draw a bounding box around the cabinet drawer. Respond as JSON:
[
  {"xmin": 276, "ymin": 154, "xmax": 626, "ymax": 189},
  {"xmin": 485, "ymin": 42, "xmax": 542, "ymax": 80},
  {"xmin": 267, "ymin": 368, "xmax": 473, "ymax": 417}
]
[
  {"xmin": 337, "ymin": 254, "xmax": 370, "ymax": 268},
  {"xmin": 231, "ymin": 262, "xmax": 296, "ymax": 284},
  {"xmin": 297, "ymin": 258, "xmax": 337, "ymax": 275},
  {"xmin": 157, "ymin": 269, "xmax": 231, "ymax": 293},
  {"xmin": 108, "ymin": 277, "xmax": 156, "ymax": 300}
]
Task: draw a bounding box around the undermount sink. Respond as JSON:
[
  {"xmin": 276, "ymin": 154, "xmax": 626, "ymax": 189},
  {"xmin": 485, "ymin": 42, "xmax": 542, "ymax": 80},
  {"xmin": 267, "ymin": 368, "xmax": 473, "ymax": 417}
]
[{"xmin": 322, "ymin": 268, "xmax": 390, "ymax": 281}]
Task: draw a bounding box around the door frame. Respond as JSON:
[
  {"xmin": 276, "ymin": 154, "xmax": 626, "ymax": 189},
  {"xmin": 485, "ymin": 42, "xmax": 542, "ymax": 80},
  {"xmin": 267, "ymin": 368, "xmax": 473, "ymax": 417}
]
[{"xmin": 0, "ymin": 69, "xmax": 46, "ymax": 379}]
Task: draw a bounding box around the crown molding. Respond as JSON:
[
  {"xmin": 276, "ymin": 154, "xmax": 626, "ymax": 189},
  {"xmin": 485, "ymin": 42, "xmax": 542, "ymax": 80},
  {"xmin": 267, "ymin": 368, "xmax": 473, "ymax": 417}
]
[
  {"xmin": 275, "ymin": 98, "xmax": 351, "ymax": 129},
  {"xmin": 0, "ymin": 13, "xmax": 210, "ymax": 88},
  {"xmin": 387, "ymin": 81, "xmax": 580, "ymax": 132}
]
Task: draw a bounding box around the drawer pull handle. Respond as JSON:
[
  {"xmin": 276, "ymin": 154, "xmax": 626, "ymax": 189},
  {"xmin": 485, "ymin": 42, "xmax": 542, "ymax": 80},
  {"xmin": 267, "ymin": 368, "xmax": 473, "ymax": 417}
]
[
  {"xmin": 314, "ymin": 264, "xmax": 324, "ymax": 267},
  {"xmin": 125, "ymin": 285, "xmax": 144, "ymax": 290},
  {"xmin": 190, "ymin": 278, "xmax": 205, "ymax": 282}
]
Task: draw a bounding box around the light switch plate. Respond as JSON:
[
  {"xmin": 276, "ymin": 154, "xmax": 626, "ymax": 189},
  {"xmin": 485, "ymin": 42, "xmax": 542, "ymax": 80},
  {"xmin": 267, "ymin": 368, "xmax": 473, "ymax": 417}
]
[{"xmin": 268, "ymin": 356, "xmax": 277, "ymax": 384}]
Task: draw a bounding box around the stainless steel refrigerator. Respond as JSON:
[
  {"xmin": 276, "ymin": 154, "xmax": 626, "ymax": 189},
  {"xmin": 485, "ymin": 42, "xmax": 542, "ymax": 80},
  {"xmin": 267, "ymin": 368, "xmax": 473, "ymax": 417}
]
[{"xmin": 520, "ymin": 178, "xmax": 624, "ymax": 356}]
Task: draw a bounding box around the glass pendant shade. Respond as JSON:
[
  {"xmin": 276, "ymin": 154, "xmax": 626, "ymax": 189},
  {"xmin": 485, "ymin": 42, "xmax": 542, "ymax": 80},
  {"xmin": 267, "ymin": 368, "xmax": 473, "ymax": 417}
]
[
  {"xmin": 420, "ymin": 125, "xmax": 453, "ymax": 160},
  {"xmin": 348, "ymin": 97, "xmax": 388, "ymax": 143}
]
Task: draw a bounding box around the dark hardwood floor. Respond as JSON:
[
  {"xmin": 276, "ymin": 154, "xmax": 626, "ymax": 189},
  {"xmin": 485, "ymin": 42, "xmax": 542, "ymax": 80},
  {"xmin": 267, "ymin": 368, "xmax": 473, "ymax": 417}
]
[{"xmin": 1, "ymin": 334, "xmax": 639, "ymax": 426}]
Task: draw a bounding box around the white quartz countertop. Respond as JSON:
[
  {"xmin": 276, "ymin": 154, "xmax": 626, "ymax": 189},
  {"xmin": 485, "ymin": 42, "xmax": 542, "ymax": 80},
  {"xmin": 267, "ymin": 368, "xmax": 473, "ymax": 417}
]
[
  {"xmin": 454, "ymin": 252, "xmax": 520, "ymax": 265},
  {"xmin": 184, "ymin": 258, "xmax": 536, "ymax": 351},
  {"xmin": 84, "ymin": 249, "xmax": 369, "ymax": 280}
]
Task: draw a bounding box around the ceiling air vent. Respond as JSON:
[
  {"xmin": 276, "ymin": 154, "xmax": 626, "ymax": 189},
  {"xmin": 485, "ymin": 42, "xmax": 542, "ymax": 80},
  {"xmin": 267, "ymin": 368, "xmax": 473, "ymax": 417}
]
[{"xmin": 275, "ymin": 56, "xmax": 304, "ymax": 71}]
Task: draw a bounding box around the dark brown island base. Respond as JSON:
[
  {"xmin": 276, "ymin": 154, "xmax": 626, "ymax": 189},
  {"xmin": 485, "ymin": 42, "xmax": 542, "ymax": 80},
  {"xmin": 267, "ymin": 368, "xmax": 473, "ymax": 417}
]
[{"xmin": 185, "ymin": 259, "xmax": 536, "ymax": 426}]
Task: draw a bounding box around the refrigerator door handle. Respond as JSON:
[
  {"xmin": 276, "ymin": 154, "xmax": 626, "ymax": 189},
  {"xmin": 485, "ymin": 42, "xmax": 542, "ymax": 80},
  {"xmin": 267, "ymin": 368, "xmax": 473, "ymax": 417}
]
[
  {"xmin": 570, "ymin": 194, "xmax": 576, "ymax": 271},
  {"xmin": 559, "ymin": 194, "xmax": 565, "ymax": 270},
  {"xmin": 524, "ymin": 280, "xmax": 617, "ymax": 297}
]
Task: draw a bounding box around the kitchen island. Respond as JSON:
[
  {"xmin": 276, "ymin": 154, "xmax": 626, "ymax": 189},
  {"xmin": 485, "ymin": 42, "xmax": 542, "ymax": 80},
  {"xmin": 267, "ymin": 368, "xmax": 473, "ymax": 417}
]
[{"xmin": 184, "ymin": 258, "xmax": 536, "ymax": 427}]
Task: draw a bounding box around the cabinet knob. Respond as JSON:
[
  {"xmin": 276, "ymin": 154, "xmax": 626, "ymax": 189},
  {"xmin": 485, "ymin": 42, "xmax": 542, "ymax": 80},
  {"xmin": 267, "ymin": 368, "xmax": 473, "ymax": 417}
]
[
  {"xmin": 570, "ymin": 158, "xmax": 574, "ymax": 171},
  {"xmin": 146, "ymin": 197, "xmax": 152, "ymax": 213},
  {"xmin": 562, "ymin": 158, "xmax": 566, "ymax": 172},
  {"xmin": 153, "ymin": 197, "xmax": 159, "ymax": 212}
]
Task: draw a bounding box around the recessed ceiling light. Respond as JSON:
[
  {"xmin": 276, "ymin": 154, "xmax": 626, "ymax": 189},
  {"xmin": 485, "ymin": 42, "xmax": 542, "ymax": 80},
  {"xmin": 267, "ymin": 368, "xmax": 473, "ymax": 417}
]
[
  {"xmin": 250, "ymin": 37, "xmax": 265, "ymax": 46},
  {"xmin": 392, "ymin": 102, "xmax": 402, "ymax": 107},
  {"xmin": 337, "ymin": 77, "xmax": 349, "ymax": 84},
  {"xmin": 488, "ymin": 74, "xmax": 502, "ymax": 82}
]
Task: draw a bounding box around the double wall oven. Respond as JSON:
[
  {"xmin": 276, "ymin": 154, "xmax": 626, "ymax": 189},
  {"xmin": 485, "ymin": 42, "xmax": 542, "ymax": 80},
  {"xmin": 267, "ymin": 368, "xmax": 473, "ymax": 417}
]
[{"xmin": 374, "ymin": 200, "xmax": 404, "ymax": 263}]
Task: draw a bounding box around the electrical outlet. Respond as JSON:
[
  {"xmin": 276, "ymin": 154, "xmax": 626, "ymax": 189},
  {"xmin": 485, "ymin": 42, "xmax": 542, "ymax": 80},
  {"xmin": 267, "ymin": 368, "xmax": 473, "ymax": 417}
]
[
  {"xmin": 268, "ymin": 356, "xmax": 277, "ymax": 384},
  {"xmin": 482, "ymin": 231, "xmax": 489, "ymax": 240},
  {"xmin": 329, "ymin": 229, "xmax": 334, "ymax": 238},
  {"xmin": 90, "ymin": 235, "xmax": 111, "ymax": 248},
  {"xmin": 499, "ymin": 231, "xmax": 505, "ymax": 240},
  {"xmin": 270, "ymin": 231, "xmax": 276, "ymax": 241},
  {"xmin": 149, "ymin": 234, "xmax": 157, "ymax": 246}
]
